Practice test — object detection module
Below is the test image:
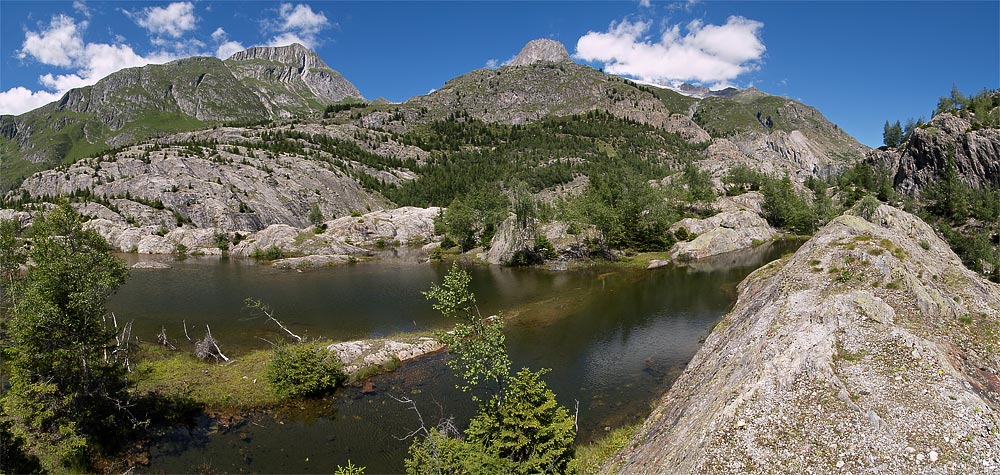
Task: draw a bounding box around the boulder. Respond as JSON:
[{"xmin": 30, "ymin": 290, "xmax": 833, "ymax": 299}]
[{"xmin": 487, "ymin": 214, "xmax": 536, "ymax": 265}]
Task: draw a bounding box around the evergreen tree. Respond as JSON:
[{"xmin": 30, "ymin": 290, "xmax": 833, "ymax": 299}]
[
  {"xmin": 407, "ymin": 265, "xmax": 575, "ymax": 474},
  {"xmin": 307, "ymin": 202, "xmax": 324, "ymax": 226},
  {"xmin": 883, "ymin": 120, "xmax": 904, "ymax": 147},
  {"xmin": 1, "ymin": 203, "xmax": 130, "ymax": 472}
]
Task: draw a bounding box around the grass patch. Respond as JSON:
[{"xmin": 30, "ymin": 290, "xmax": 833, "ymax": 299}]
[
  {"xmin": 134, "ymin": 344, "xmax": 280, "ymax": 408},
  {"xmin": 615, "ymin": 251, "xmax": 672, "ymax": 269},
  {"xmin": 879, "ymin": 238, "xmax": 906, "ymax": 260},
  {"xmin": 353, "ymin": 356, "xmax": 402, "ymax": 381},
  {"xmin": 568, "ymin": 423, "xmax": 641, "ymax": 474}
]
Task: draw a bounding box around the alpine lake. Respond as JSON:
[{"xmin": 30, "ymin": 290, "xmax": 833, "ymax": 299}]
[{"xmin": 110, "ymin": 240, "xmax": 801, "ymax": 473}]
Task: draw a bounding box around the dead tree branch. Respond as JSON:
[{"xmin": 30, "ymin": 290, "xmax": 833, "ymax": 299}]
[
  {"xmin": 245, "ymin": 298, "xmax": 302, "ymax": 342},
  {"xmin": 194, "ymin": 325, "xmax": 230, "ymax": 363},
  {"xmin": 157, "ymin": 326, "xmax": 177, "ymax": 350}
]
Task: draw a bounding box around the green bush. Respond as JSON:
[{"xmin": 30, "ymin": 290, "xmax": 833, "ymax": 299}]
[
  {"xmin": 854, "ymin": 194, "xmax": 881, "ymax": 222},
  {"xmin": 266, "ymin": 342, "xmax": 347, "ymax": 398},
  {"xmin": 250, "ymin": 245, "xmax": 284, "ymax": 262},
  {"xmin": 533, "ymin": 235, "xmax": 557, "ymax": 259}
]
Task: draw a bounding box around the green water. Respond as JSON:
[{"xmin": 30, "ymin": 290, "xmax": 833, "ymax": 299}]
[{"xmin": 110, "ymin": 241, "xmax": 799, "ymax": 473}]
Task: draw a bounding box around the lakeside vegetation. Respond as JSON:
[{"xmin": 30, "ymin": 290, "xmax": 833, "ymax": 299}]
[{"xmin": 0, "ymin": 205, "xmax": 634, "ymax": 473}]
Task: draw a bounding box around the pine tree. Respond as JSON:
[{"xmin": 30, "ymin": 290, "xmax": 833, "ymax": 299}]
[{"xmin": 1, "ymin": 203, "xmax": 130, "ymax": 472}]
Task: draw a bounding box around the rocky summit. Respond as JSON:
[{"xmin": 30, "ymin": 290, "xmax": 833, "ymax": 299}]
[
  {"xmin": 606, "ymin": 205, "xmax": 1000, "ymax": 474},
  {"xmin": 508, "ymin": 38, "xmax": 573, "ymax": 66}
]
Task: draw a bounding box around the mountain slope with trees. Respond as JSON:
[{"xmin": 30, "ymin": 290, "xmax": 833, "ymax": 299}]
[{"xmin": 0, "ymin": 44, "xmax": 362, "ymax": 189}]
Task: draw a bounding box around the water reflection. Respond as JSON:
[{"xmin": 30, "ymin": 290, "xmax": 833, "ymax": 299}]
[{"xmin": 126, "ymin": 240, "xmax": 800, "ymax": 473}]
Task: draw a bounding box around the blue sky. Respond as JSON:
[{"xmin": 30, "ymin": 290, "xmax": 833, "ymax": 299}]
[{"xmin": 1, "ymin": 1, "xmax": 998, "ymax": 147}]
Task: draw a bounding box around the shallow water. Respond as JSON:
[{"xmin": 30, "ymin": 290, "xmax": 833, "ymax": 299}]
[{"xmin": 111, "ymin": 241, "xmax": 799, "ymax": 473}]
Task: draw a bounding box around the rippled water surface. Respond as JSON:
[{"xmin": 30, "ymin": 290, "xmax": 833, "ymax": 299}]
[{"xmin": 110, "ymin": 242, "xmax": 799, "ymax": 473}]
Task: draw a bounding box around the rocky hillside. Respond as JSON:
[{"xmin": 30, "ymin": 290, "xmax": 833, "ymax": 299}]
[
  {"xmin": 692, "ymin": 88, "xmax": 868, "ymax": 182},
  {"xmin": 226, "ymin": 44, "xmax": 363, "ymax": 117},
  {"xmin": 605, "ymin": 205, "xmax": 1000, "ymax": 474},
  {"xmin": 1, "ymin": 39, "xmax": 875, "ymax": 262},
  {"xmin": 869, "ymin": 111, "xmax": 1000, "ymax": 195},
  {"xmin": 0, "ymin": 44, "xmax": 361, "ymax": 187},
  {"xmin": 12, "ymin": 124, "xmax": 402, "ymax": 232}
]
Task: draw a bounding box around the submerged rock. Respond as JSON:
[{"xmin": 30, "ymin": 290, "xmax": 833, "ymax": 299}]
[
  {"xmin": 131, "ymin": 260, "xmax": 172, "ymax": 269},
  {"xmin": 270, "ymin": 254, "xmax": 351, "ymax": 270},
  {"xmin": 608, "ymin": 205, "xmax": 1000, "ymax": 474}
]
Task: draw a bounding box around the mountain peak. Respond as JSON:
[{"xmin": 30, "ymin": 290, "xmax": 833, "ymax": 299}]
[
  {"xmin": 509, "ymin": 39, "xmax": 572, "ymax": 66},
  {"xmin": 226, "ymin": 43, "xmax": 326, "ymax": 68}
]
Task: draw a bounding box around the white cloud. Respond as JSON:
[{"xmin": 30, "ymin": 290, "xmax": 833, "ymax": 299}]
[
  {"xmin": 268, "ymin": 32, "xmax": 311, "ymax": 48},
  {"xmin": 18, "ymin": 15, "xmax": 86, "ymax": 68},
  {"xmin": 668, "ymin": 0, "xmax": 701, "ymax": 12},
  {"xmin": 575, "ymin": 15, "xmax": 765, "ymax": 85},
  {"xmin": 216, "ymin": 41, "xmax": 245, "ymax": 59},
  {"xmin": 130, "ymin": 2, "xmax": 197, "ymax": 38},
  {"xmin": 486, "ymin": 58, "xmax": 498, "ymax": 68},
  {"xmin": 639, "ymin": 0, "xmax": 651, "ymax": 7},
  {"xmin": 0, "ymin": 87, "xmax": 63, "ymax": 115},
  {"xmin": 2, "ymin": 14, "xmax": 176, "ymax": 115},
  {"xmin": 278, "ymin": 3, "xmax": 329, "ymax": 34},
  {"xmin": 211, "ymin": 27, "xmax": 227, "ymax": 43},
  {"xmin": 209, "ymin": 28, "xmax": 245, "ymax": 58},
  {"xmin": 266, "ymin": 3, "xmax": 332, "ymax": 48},
  {"xmin": 73, "ymin": 1, "xmax": 92, "ymax": 18}
]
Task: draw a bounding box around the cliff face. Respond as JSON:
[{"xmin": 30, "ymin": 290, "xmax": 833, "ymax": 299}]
[
  {"xmin": 879, "ymin": 112, "xmax": 1000, "ymax": 195},
  {"xmin": 609, "ymin": 205, "xmax": 1000, "ymax": 474},
  {"xmin": 225, "ymin": 43, "xmax": 363, "ymax": 117}
]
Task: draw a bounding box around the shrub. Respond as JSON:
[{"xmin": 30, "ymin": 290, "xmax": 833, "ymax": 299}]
[
  {"xmin": 533, "ymin": 235, "xmax": 557, "ymax": 259},
  {"xmin": 266, "ymin": 342, "xmax": 347, "ymax": 398},
  {"xmin": 854, "ymin": 194, "xmax": 881, "ymax": 222},
  {"xmin": 439, "ymin": 236, "xmax": 458, "ymax": 250},
  {"xmin": 674, "ymin": 226, "xmax": 690, "ymax": 241},
  {"xmin": 250, "ymin": 245, "xmax": 284, "ymax": 262}
]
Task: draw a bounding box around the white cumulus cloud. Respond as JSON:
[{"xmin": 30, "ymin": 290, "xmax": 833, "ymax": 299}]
[
  {"xmin": 130, "ymin": 2, "xmax": 198, "ymax": 38},
  {"xmin": 210, "ymin": 28, "xmax": 245, "ymax": 58},
  {"xmin": 17, "ymin": 14, "xmax": 86, "ymax": 68},
  {"xmin": 1, "ymin": 14, "xmax": 176, "ymax": 115},
  {"xmin": 0, "ymin": 87, "xmax": 64, "ymax": 115},
  {"xmin": 267, "ymin": 3, "xmax": 331, "ymax": 49},
  {"xmin": 575, "ymin": 16, "xmax": 765, "ymax": 85},
  {"xmin": 278, "ymin": 3, "xmax": 329, "ymax": 34}
]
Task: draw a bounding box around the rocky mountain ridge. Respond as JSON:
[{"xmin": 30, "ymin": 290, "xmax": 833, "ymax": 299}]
[
  {"xmin": 2, "ymin": 38, "xmax": 874, "ymax": 264},
  {"xmin": 0, "ymin": 43, "xmax": 361, "ymax": 183}
]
